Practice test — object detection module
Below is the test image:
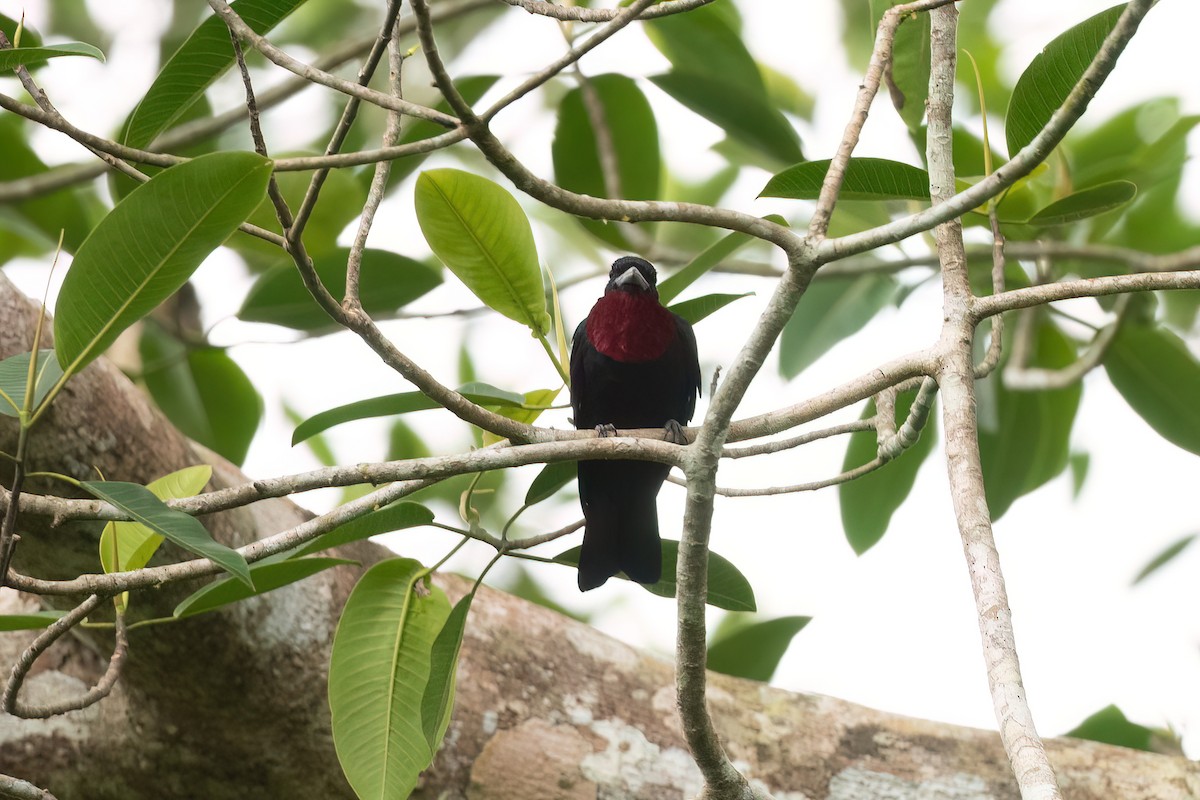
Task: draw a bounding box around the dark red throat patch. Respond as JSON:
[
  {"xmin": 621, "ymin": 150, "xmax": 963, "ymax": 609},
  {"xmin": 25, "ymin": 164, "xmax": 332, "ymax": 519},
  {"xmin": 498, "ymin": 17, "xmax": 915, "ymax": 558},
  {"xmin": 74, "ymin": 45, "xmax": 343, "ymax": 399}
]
[{"xmin": 586, "ymin": 292, "xmax": 676, "ymax": 363}]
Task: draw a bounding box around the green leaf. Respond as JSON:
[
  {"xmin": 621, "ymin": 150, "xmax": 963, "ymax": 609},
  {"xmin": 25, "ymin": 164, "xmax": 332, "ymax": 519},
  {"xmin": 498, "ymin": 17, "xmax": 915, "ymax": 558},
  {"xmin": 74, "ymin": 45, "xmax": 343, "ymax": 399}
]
[
  {"xmin": 415, "ymin": 169, "xmax": 550, "ymax": 336},
  {"xmin": 840, "ymin": 391, "xmax": 938, "ymax": 554},
  {"xmin": 83, "ymin": 478, "xmax": 251, "ymax": 587},
  {"xmin": 668, "ymin": 292, "xmax": 753, "ymax": 325},
  {"xmin": 555, "ymin": 539, "xmax": 756, "ymax": 612},
  {"xmin": 174, "ymin": 557, "xmax": 354, "ymax": 618},
  {"xmin": 1005, "ymin": 4, "xmax": 1127, "ymax": 158},
  {"xmin": 707, "ymin": 615, "xmax": 811, "ymax": 682},
  {"xmin": 1025, "ymin": 180, "xmax": 1137, "ymax": 226},
  {"xmin": 977, "ymin": 319, "xmax": 1081, "ymax": 519},
  {"xmin": 1132, "ymin": 534, "xmax": 1196, "ymax": 586},
  {"xmin": 0, "ymin": 42, "xmax": 104, "ymax": 70},
  {"xmin": 887, "ymin": 7, "xmax": 930, "ymax": 130},
  {"xmin": 0, "ymin": 610, "xmax": 66, "ymax": 631},
  {"xmin": 651, "ymin": 72, "xmax": 803, "ymax": 167},
  {"xmin": 420, "ymin": 593, "xmax": 471, "ymax": 749},
  {"xmin": 292, "ymin": 502, "xmax": 436, "ymax": 559},
  {"xmin": 524, "ymin": 461, "xmax": 577, "ymax": 507},
  {"xmin": 329, "ymin": 558, "xmax": 451, "ymax": 800},
  {"xmin": 480, "ymin": 386, "xmax": 560, "ymax": 447},
  {"xmin": 761, "ymin": 158, "xmax": 930, "ymax": 202},
  {"xmin": 120, "ymin": 0, "xmax": 308, "ymax": 149},
  {"xmin": 1104, "ymin": 323, "xmax": 1200, "ymax": 456},
  {"xmin": 53, "ymin": 152, "xmax": 272, "ymax": 376},
  {"xmin": 238, "ymin": 249, "xmax": 442, "ymax": 331},
  {"xmin": 99, "ymin": 466, "xmax": 213, "ymax": 606},
  {"xmin": 552, "ymin": 74, "xmax": 661, "ymax": 249},
  {"xmin": 140, "ymin": 325, "xmax": 262, "ymax": 465},
  {"xmin": 0, "ymin": 350, "xmax": 62, "ymax": 417},
  {"xmin": 779, "ymin": 275, "xmax": 898, "ymax": 379},
  {"xmin": 1066, "ymin": 705, "xmax": 1156, "ymax": 752},
  {"xmin": 292, "ymin": 383, "xmax": 526, "ymax": 445},
  {"xmin": 644, "ymin": 2, "xmax": 763, "ymax": 93},
  {"xmin": 657, "ymin": 219, "xmax": 785, "ymax": 304},
  {"xmin": 0, "ymin": 114, "xmax": 96, "ymax": 256},
  {"xmin": 1069, "ymin": 452, "xmax": 1090, "ymax": 499}
]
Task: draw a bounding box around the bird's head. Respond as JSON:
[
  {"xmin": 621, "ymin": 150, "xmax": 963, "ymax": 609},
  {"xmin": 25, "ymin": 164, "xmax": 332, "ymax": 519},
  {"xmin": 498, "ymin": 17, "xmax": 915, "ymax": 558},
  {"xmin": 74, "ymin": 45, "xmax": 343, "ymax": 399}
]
[{"xmin": 605, "ymin": 256, "xmax": 658, "ymax": 298}]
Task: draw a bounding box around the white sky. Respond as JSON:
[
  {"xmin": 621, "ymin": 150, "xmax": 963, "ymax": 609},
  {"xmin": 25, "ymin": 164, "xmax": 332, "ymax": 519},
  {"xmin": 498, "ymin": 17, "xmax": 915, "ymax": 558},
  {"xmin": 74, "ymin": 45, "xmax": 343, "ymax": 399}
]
[{"xmin": 4, "ymin": 0, "xmax": 1199, "ymax": 760}]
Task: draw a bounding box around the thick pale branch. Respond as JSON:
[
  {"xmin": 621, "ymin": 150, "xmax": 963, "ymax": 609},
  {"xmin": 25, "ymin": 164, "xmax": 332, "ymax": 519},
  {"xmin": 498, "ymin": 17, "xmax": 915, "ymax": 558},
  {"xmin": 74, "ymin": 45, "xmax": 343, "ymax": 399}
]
[{"xmin": 973, "ymin": 269, "xmax": 1200, "ymax": 319}]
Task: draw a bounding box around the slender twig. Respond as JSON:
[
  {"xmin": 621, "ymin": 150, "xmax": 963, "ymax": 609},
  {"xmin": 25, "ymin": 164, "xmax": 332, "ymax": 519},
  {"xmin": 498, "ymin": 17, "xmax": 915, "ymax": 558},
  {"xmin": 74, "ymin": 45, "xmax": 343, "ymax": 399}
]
[
  {"xmin": 346, "ymin": 18, "xmax": 407, "ymax": 308},
  {"xmin": 1004, "ymin": 295, "xmax": 1130, "ymax": 390},
  {"xmin": 974, "ymin": 208, "xmax": 1007, "ymax": 378},
  {"xmin": 205, "ymin": 0, "xmax": 457, "ymax": 126},
  {"xmin": 807, "ymin": 0, "xmax": 960, "ymax": 240},
  {"xmin": 973, "ymin": 269, "xmax": 1200, "ymax": 318},
  {"xmin": 4, "ymin": 606, "xmax": 128, "ymax": 719},
  {"xmin": 722, "ymin": 419, "xmax": 875, "ymax": 459}
]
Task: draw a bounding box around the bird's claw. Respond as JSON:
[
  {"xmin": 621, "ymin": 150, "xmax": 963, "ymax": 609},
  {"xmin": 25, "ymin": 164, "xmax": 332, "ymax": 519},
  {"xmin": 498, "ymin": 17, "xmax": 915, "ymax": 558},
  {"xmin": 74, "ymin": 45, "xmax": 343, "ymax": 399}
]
[
  {"xmin": 595, "ymin": 423, "xmax": 618, "ymax": 438},
  {"xmin": 663, "ymin": 419, "xmax": 688, "ymax": 445}
]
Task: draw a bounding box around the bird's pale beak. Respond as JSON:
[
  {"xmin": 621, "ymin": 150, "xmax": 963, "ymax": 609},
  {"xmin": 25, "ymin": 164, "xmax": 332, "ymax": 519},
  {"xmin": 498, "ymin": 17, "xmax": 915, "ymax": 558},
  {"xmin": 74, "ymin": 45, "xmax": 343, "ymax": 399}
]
[{"xmin": 614, "ymin": 265, "xmax": 650, "ymax": 291}]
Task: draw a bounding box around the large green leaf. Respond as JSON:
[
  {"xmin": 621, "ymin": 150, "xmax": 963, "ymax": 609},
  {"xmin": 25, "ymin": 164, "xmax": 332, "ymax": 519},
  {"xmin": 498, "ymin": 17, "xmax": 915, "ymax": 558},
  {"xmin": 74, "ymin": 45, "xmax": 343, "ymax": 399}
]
[
  {"xmin": 551, "ymin": 74, "xmax": 661, "ymax": 249},
  {"xmin": 839, "ymin": 391, "xmax": 938, "ymax": 554},
  {"xmin": 0, "ymin": 14, "xmax": 43, "ymax": 49},
  {"xmin": 0, "ymin": 114, "xmax": 96, "ymax": 255},
  {"xmin": 99, "ymin": 465, "xmax": 213, "ymax": 613},
  {"xmin": 140, "ymin": 325, "xmax": 262, "ymax": 465},
  {"xmin": 174, "ymin": 557, "xmax": 354, "ymax": 618},
  {"xmin": 54, "ymin": 152, "xmax": 272, "ymax": 375},
  {"xmin": 415, "ymin": 169, "xmax": 550, "ymax": 336},
  {"xmin": 761, "ymin": 158, "xmax": 930, "ymax": 202},
  {"xmin": 238, "ymin": 249, "xmax": 443, "ymax": 331},
  {"xmin": 1025, "ymin": 180, "xmax": 1137, "ymax": 227},
  {"xmin": 292, "ymin": 383, "xmax": 526, "ymax": 445},
  {"xmin": 887, "ymin": 6, "xmax": 930, "ymax": 130},
  {"xmin": 555, "ymin": 539, "xmax": 756, "ymax": 612},
  {"xmin": 420, "ymin": 593, "xmax": 471, "ymax": 749},
  {"xmin": 779, "ymin": 274, "xmax": 898, "ymax": 379},
  {"xmin": 120, "ymin": 0, "xmax": 309, "ymax": 149},
  {"xmin": 84, "ymin": 477, "xmax": 251, "ymax": 587},
  {"xmin": 707, "ymin": 615, "xmax": 811, "ymax": 682},
  {"xmin": 0, "ymin": 42, "xmax": 104, "ymax": 70},
  {"xmin": 644, "ymin": 2, "xmax": 762, "ymax": 94},
  {"xmin": 0, "ymin": 350, "xmax": 62, "ymax": 417},
  {"xmin": 977, "ymin": 319, "xmax": 1082, "ymax": 519},
  {"xmin": 1005, "ymin": 4, "xmax": 1127, "ymax": 158},
  {"xmin": 1104, "ymin": 323, "xmax": 1200, "ymax": 456},
  {"xmin": 651, "ymin": 72, "xmax": 803, "ymax": 167},
  {"xmin": 329, "ymin": 558, "xmax": 451, "ymax": 800}
]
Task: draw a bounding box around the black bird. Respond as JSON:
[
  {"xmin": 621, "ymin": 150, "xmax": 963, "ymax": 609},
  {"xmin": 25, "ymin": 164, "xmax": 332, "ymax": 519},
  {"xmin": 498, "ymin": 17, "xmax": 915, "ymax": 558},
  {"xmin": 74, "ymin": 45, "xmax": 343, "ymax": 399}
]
[{"xmin": 570, "ymin": 256, "xmax": 701, "ymax": 591}]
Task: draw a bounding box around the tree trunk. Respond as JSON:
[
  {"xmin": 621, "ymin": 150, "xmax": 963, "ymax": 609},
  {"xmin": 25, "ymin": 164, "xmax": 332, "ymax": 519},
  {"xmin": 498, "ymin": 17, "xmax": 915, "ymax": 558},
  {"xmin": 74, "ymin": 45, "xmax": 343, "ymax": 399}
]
[{"xmin": 1, "ymin": 273, "xmax": 1195, "ymax": 799}]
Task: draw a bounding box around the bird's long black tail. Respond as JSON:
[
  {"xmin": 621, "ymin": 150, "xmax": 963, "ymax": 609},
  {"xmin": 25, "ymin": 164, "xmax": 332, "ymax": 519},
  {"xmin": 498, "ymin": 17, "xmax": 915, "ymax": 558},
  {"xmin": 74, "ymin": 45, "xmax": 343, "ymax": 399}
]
[{"xmin": 576, "ymin": 460, "xmax": 666, "ymax": 591}]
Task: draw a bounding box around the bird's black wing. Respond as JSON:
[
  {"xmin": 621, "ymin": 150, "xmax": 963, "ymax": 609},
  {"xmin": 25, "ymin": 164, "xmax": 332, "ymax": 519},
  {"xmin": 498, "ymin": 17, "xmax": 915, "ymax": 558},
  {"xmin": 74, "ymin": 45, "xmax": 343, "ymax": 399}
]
[
  {"xmin": 673, "ymin": 312, "xmax": 702, "ymax": 424},
  {"xmin": 569, "ymin": 318, "xmax": 590, "ymax": 429}
]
